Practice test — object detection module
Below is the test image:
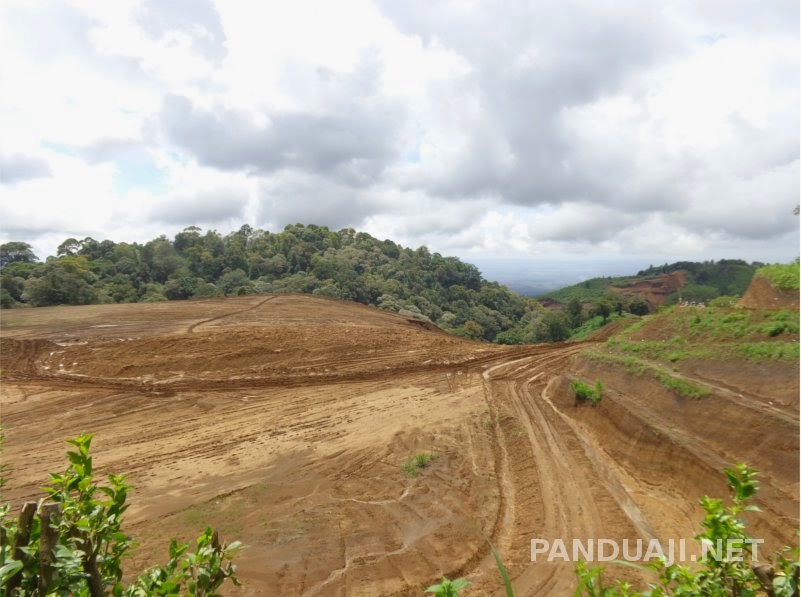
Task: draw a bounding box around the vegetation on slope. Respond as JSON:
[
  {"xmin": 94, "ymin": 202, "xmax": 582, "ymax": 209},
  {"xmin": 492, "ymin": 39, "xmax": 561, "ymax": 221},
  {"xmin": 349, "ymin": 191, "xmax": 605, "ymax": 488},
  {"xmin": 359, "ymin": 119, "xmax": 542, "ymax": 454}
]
[
  {"xmin": 438, "ymin": 466, "xmax": 799, "ymax": 596},
  {"xmin": 754, "ymin": 260, "xmax": 800, "ymax": 291},
  {"xmin": 539, "ymin": 259, "xmax": 762, "ymax": 306},
  {"xmin": 0, "ymin": 226, "xmax": 661, "ymax": 344},
  {"xmin": 0, "ymin": 225, "xmax": 549, "ymax": 342},
  {"xmin": 574, "ymin": 465, "xmax": 799, "ymax": 596},
  {"xmin": 591, "ymin": 305, "xmax": 799, "ymax": 368}
]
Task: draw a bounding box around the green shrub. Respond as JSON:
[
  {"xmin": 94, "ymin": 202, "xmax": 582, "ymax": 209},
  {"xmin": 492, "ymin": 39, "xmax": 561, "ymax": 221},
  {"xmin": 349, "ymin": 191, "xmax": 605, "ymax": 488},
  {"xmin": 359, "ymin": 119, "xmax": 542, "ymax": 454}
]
[
  {"xmin": 0, "ymin": 434, "xmax": 242, "ymax": 595},
  {"xmin": 755, "ymin": 261, "xmax": 800, "ymax": 291},
  {"xmin": 575, "ymin": 465, "xmax": 800, "ymax": 596},
  {"xmin": 571, "ymin": 379, "xmax": 603, "ymax": 405}
]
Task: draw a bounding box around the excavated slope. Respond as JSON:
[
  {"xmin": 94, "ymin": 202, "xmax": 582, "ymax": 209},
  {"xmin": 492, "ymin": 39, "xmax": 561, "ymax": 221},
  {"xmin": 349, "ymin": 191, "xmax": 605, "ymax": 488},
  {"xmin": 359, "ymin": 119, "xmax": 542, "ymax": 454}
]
[{"xmin": 1, "ymin": 294, "xmax": 797, "ymax": 595}]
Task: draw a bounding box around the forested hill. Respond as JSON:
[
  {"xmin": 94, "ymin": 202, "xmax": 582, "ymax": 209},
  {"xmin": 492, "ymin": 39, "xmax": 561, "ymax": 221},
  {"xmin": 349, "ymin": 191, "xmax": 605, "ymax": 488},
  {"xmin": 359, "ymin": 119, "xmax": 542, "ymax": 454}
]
[
  {"xmin": 538, "ymin": 259, "xmax": 762, "ymax": 306},
  {"xmin": 1, "ymin": 224, "xmax": 559, "ymax": 342}
]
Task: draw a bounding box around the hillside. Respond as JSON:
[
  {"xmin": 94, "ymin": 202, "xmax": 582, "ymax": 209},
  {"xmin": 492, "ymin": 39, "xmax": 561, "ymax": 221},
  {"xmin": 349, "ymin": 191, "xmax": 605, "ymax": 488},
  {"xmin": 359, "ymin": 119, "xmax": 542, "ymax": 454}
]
[
  {"xmin": 538, "ymin": 259, "xmax": 761, "ymax": 308},
  {"xmin": 1, "ymin": 293, "xmax": 797, "ymax": 594},
  {"xmin": 739, "ymin": 261, "xmax": 801, "ymax": 310},
  {"xmin": 0, "ymin": 225, "xmax": 545, "ymax": 342}
]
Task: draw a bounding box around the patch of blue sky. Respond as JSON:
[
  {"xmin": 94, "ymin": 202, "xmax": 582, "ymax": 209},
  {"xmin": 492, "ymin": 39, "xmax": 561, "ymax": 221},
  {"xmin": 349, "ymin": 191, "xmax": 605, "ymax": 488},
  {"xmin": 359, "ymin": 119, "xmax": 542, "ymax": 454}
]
[
  {"xmin": 404, "ymin": 147, "xmax": 421, "ymax": 164},
  {"xmin": 42, "ymin": 141, "xmax": 79, "ymax": 156},
  {"xmin": 113, "ymin": 158, "xmax": 168, "ymax": 195}
]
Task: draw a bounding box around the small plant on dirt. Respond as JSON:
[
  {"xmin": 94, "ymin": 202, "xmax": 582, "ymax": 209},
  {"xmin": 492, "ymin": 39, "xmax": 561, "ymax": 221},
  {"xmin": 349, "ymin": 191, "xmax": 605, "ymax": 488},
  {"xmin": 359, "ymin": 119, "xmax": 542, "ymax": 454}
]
[
  {"xmin": 572, "ymin": 379, "xmax": 603, "ymax": 405},
  {"xmin": 425, "ymin": 576, "xmax": 469, "ymax": 596},
  {"xmin": 0, "ymin": 433, "xmax": 243, "ymax": 596},
  {"xmin": 403, "ymin": 451, "xmax": 438, "ymax": 477},
  {"xmin": 574, "ymin": 464, "xmax": 800, "ymax": 596},
  {"xmin": 403, "ymin": 452, "xmax": 439, "ymax": 477}
]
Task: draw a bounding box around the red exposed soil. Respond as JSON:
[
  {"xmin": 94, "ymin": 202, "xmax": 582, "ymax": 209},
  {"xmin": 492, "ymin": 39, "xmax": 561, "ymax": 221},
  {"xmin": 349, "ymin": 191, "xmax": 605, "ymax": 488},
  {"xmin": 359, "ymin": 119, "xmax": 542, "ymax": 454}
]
[
  {"xmin": 1, "ymin": 294, "xmax": 797, "ymax": 595},
  {"xmin": 608, "ymin": 271, "xmax": 686, "ymax": 308},
  {"xmin": 738, "ymin": 275, "xmax": 800, "ymax": 310}
]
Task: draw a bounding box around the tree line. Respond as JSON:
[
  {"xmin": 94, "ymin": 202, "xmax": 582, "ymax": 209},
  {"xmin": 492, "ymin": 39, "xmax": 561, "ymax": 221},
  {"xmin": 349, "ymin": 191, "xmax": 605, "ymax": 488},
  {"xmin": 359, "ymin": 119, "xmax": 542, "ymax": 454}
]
[{"xmin": 1, "ymin": 224, "xmax": 648, "ymax": 343}]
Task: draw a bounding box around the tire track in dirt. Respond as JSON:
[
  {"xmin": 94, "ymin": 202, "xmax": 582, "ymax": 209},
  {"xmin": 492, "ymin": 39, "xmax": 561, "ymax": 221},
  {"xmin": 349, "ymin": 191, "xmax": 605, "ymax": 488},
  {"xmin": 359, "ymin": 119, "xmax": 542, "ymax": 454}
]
[
  {"xmin": 465, "ymin": 345, "xmax": 652, "ymax": 595},
  {"xmin": 3, "ymin": 295, "xmax": 797, "ymax": 596},
  {"xmin": 186, "ymin": 295, "xmax": 277, "ymax": 333},
  {"xmin": 1, "ymin": 340, "xmax": 595, "ymax": 396}
]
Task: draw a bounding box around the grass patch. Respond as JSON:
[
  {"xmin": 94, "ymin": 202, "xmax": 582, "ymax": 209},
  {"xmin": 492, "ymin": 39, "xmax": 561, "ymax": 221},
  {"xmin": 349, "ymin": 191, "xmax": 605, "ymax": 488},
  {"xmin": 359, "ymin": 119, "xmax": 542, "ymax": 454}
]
[
  {"xmin": 739, "ymin": 342, "xmax": 800, "ymax": 361},
  {"xmin": 571, "ymin": 379, "xmax": 603, "ymax": 405},
  {"xmin": 650, "ymin": 306, "xmax": 798, "ymax": 342},
  {"xmin": 403, "ymin": 451, "xmax": 438, "ymax": 477},
  {"xmin": 654, "ymin": 372, "xmax": 710, "ymax": 399},
  {"xmin": 708, "ymin": 295, "xmax": 739, "ymax": 307},
  {"xmin": 569, "ymin": 313, "xmax": 632, "ymax": 341},
  {"xmin": 605, "ymin": 336, "xmax": 712, "ymax": 362},
  {"xmin": 755, "ymin": 261, "xmax": 800, "ymax": 291},
  {"xmin": 621, "ymin": 318, "xmax": 648, "ymax": 334},
  {"xmin": 582, "ymin": 349, "xmax": 648, "ymax": 375},
  {"xmin": 582, "ymin": 349, "xmax": 711, "ymax": 399}
]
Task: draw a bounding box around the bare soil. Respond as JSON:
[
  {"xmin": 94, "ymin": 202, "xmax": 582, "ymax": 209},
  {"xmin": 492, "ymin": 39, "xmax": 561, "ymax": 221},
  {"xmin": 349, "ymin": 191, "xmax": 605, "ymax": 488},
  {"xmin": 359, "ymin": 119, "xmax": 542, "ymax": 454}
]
[
  {"xmin": 608, "ymin": 271, "xmax": 686, "ymax": 308},
  {"xmin": 738, "ymin": 275, "xmax": 800, "ymax": 310},
  {"xmin": 1, "ymin": 294, "xmax": 797, "ymax": 595}
]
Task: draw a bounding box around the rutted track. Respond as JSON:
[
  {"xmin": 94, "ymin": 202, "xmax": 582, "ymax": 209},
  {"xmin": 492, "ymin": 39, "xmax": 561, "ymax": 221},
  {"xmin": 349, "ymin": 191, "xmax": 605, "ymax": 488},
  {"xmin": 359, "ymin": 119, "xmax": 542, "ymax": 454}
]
[{"xmin": 1, "ymin": 295, "xmax": 797, "ymax": 595}]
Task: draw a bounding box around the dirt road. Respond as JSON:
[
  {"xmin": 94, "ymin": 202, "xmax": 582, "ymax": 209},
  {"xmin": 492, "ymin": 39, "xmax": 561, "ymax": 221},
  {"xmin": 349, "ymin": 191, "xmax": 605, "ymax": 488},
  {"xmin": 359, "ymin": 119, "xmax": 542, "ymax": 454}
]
[{"xmin": 1, "ymin": 294, "xmax": 797, "ymax": 595}]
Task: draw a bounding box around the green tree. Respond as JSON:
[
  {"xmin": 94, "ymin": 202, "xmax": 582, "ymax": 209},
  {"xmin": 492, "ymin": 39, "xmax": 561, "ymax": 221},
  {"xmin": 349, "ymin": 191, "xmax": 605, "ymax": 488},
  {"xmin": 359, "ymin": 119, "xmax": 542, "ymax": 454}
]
[
  {"xmin": 589, "ymin": 300, "xmax": 612, "ymax": 322},
  {"xmin": 627, "ymin": 297, "xmax": 649, "ymax": 316},
  {"xmin": 566, "ymin": 297, "xmax": 584, "ymax": 328},
  {"xmin": 163, "ymin": 276, "xmax": 198, "ymax": 300},
  {"xmin": 218, "ymin": 269, "xmax": 253, "ymax": 296},
  {"xmin": 22, "ymin": 258, "xmax": 97, "ymax": 306},
  {"xmin": 0, "ymin": 242, "xmax": 38, "ymax": 268},
  {"xmin": 56, "ymin": 238, "xmax": 83, "ymax": 257}
]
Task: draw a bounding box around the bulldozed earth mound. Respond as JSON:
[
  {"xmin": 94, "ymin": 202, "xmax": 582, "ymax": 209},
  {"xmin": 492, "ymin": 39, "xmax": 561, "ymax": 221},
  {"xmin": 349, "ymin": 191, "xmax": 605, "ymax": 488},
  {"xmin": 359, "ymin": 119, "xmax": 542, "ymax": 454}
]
[
  {"xmin": 607, "ymin": 271, "xmax": 686, "ymax": 309},
  {"xmin": 1, "ymin": 294, "xmax": 798, "ymax": 595},
  {"xmin": 739, "ymin": 274, "xmax": 800, "ymax": 310}
]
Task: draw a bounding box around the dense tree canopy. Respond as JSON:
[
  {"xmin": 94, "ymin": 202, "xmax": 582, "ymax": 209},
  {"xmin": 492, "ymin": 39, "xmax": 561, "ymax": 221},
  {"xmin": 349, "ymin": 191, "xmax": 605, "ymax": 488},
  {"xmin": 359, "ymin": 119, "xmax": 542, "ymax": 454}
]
[
  {"xmin": 0, "ymin": 242, "xmax": 38, "ymax": 268},
  {"xmin": 2, "ymin": 227, "xmax": 765, "ymax": 344},
  {"xmin": 0, "ymin": 224, "xmax": 565, "ymax": 342}
]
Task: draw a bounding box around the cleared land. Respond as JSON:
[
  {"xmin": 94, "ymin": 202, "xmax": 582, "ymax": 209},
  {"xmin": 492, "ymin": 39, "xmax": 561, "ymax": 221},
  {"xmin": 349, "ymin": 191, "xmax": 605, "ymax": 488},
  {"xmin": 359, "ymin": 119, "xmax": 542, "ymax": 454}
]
[{"xmin": 1, "ymin": 294, "xmax": 798, "ymax": 595}]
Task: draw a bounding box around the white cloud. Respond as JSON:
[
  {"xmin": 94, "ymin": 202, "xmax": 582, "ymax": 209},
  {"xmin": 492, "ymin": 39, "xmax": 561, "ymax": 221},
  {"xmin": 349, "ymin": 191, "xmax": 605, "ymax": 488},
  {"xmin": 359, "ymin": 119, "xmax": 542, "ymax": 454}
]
[{"xmin": 0, "ymin": 0, "xmax": 797, "ymax": 269}]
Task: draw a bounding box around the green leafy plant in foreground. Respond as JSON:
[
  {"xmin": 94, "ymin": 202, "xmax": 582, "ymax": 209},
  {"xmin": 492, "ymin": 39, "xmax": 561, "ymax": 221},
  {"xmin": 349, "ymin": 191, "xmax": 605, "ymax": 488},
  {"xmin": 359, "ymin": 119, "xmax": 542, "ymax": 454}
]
[
  {"xmin": 426, "ymin": 577, "xmax": 469, "ymax": 596},
  {"xmin": 574, "ymin": 464, "xmax": 800, "ymax": 596},
  {"xmin": 0, "ymin": 433, "xmax": 242, "ymax": 596}
]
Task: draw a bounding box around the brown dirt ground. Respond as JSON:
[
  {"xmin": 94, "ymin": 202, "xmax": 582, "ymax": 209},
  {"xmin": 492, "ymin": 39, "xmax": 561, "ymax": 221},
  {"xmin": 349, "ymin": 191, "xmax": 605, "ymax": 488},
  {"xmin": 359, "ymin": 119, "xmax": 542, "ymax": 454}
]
[
  {"xmin": 608, "ymin": 271, "xmax": 686, "ymax": 309},
  {"xmin": 1, "ymin": 293, "xmax": 798, "ymax": 596},
  {"xmin": 738, "ymin": 275, "xmax": 800, "ymax": 310}
]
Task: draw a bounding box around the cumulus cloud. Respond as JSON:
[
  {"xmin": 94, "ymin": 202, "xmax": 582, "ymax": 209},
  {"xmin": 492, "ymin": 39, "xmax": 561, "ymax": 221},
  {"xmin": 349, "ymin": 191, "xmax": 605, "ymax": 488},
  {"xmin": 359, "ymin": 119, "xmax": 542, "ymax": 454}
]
[
  {"xmin": 0, "ymin": 154, "xmax": 52, "ymax": 184},
  {"xmin": 160, "ymin": 56, "xmax": 404, "ymax": 186},
  {"xmin": 255, "ymin": 172, "xmax": 390, "ymax": 231},
  {"xmin": 0, "ymin": 0, "xmax": 797, "ymax": 269},
  {"xmin": 136, "ymin": 0, "xmax": 226, "ymax": 62},
  {"xmin": 150, "ymin": 190, "xmax": 248, "ymax": 225}
]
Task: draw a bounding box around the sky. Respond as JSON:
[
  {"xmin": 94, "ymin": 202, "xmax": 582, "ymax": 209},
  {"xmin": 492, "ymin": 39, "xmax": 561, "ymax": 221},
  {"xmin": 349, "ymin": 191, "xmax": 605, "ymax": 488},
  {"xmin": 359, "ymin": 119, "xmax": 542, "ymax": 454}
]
[{"xmin": 0, "ymin": 0, "xmax": 799, "ymax": 284}]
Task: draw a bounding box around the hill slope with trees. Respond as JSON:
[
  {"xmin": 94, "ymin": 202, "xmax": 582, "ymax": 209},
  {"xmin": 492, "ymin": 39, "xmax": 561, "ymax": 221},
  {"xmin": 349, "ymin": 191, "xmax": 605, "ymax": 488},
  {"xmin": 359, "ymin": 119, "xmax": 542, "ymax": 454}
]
[
  {"xmin": 538, "ymin": 259, "xmax": 762, "ymax": 307},
  {"xmin": 1, "ymin": 224, "xmax": 556, "ymax": 342}
]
